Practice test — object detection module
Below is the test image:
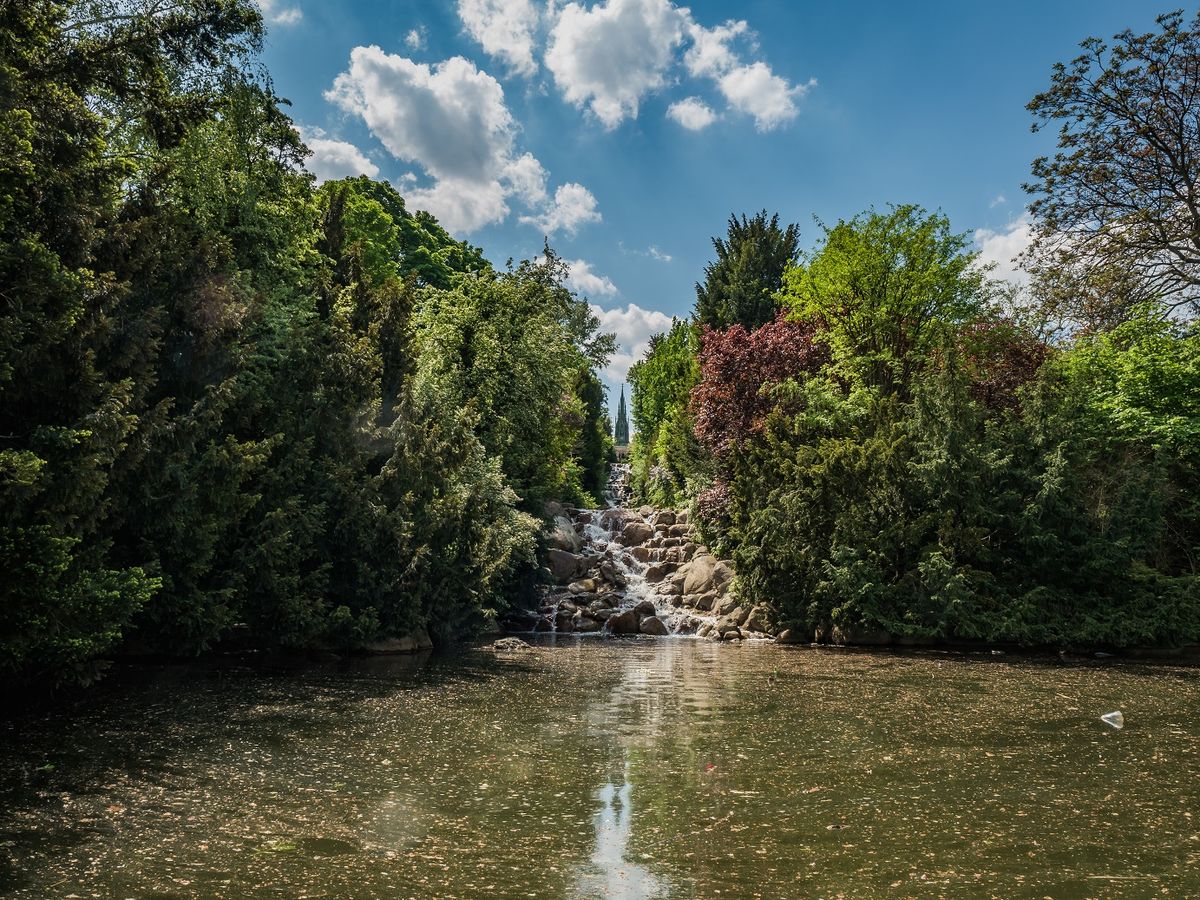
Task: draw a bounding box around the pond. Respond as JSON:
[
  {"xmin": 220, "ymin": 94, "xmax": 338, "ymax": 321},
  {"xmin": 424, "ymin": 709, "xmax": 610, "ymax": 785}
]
[{"xmin": 1, "ymin": 639, "xmax": 1198, "ymax": 897}]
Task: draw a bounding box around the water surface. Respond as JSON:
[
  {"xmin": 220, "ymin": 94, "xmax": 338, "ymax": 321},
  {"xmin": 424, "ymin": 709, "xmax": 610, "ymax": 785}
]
[{"xmin": 2, "ymin": 640, "xmax": 1198, "ymax": 897}]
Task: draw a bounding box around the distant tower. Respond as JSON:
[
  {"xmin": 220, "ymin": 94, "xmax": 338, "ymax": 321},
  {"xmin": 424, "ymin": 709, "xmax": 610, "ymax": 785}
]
[{"xmin": 614, "ymin": 385, "xmax": 630, "ymax": 446}]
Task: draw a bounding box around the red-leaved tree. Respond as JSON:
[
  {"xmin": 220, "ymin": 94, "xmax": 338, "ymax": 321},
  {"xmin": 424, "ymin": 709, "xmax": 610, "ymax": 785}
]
[
  {"xmin": 692, "ymin": 313, "xmax": 828, "ymax": 457},
  {"xmin": 959, "ymin": 321, "xmax": 1049, "ymax": 411}
]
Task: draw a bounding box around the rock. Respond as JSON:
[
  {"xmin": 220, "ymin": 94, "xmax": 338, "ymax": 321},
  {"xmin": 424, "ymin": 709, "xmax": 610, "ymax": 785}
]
[
  {"xmin": 661, "ymin": 537, "xmax": 683, "ymax": 548},
  {"xmin": 744, "ymin": 605, "xmax": 770, "ymax": 633},
  {"xmin": 543, "ymin": 501, "xmax": 566, "ymax": 519},
  {"xmin": 715, "ymin": 594, "xmax": 740, "ymax": 617},
  {"xmin": 656, "ymin": 580, "xmax": 683, "ymax": 597},
  {"xmin": 620, "ymin": 522, "xmax": 655, "ymax": 546},
  {"xmin": 682, "ymin": 555, "xmax": 717, "ymax": 595},
  {"xmin": 573, "ymin": 614, "xmax": 602, "ymax": 633},
  {"xmin": 668, "ymin": 524, "xmax": 690, "ymax": 538},
  {"xmin": 592, "ymin": 608, "xmax": 617, "ymax": 621},
  {"xmin": 726, "ymin": 605, "xmax": 750, "ymax": 627},
  {"xmin": 715, "ymin": 617, "xmax": 742, "ymax": 637},
  {"xmin": 676, "ymin": 510, "xmax": 689, "ymax": 526},
  {"xmin": 712, "ymin": 561, "xmax": 735, "ymax": 590},
  {"xmin": 679, "ymin": 543, "xmax": 697, "ymax": 562},
  {"xmin": 589, "ymin": 595, "xmax": 618, "ymax": 611},
  {"xmin": 547, "ymin": 515, "xmax": 582, "ymax": 552},
  {"xmin": 598, "ymin": 560, "xmax": 626, "ymax": 588},
  {"xmin": 501, "ymin": 609, "xmax": 541, "ymax": 631},
  {"xmin": 491, "ymin": 637, "xmax": 531, "ymax": 652},
  {"xmin": 555, "ymin": 609, "xmax": 575, "ymax": 631},
  {"xmin": 721, "ymin": 629, "xmax": 742, "ymax": 641},
  {"xmin": 630, "ymin": 546, "xmax": 653, "ymax": 563},
  {"xmin": 696, "ymin": 622, "xmax": 713, "ymax": 638},
  {"xmin": 546, "ymin": 548, "xmax": 582, "ymax": 583},
  {"xmin": 651, "ymin": 510, "xmax": 676, "ymax": 527},
  {"xmin": 644, "ymin": 562, "xmax": 677, "ymax": 583},
  {"xmin": 568, "ymin": 578, "xmax": 599, "ymax": 594},
  {"xmin": 638, "ymin": 505, "xmax": 655, "ymax": 519},
  {"xmin": 364, "ymin": 628, "xmax": 433, "ymax": 654},
  {"xmin": 606, "ymin": 609, "xmax": 640, "ymax": 635},
  {"xmin": 633, "ymin": 599, "xmax": 657, "ymax": 616},
  {"xmin": 640, "ymin": 615, "xmax": 669, "ymax": 636}
]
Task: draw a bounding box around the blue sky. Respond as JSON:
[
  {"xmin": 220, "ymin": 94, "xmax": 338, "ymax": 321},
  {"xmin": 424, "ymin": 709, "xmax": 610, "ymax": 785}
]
[{"xmin": 256, "ymin": 0, "xmax": 1163, "ymax": 401}]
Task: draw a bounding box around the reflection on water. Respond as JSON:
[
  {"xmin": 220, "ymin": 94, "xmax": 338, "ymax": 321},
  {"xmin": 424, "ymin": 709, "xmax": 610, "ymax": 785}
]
[{"xmin": 2, "ymin": 639, "xmax": 1200, "ymax": 897}]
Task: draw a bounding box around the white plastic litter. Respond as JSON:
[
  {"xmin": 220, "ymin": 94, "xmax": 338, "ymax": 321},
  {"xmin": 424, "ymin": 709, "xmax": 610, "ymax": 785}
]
[{"xmin": 1100, "ymin": 711, "xmax": 1124, "ymax": 730}]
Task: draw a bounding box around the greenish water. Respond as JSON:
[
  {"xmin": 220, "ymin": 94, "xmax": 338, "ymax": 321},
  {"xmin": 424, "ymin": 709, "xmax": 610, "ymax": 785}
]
[{"xmin": 2, "ymin": 639, "xmax": 1198, "ymax": 898}]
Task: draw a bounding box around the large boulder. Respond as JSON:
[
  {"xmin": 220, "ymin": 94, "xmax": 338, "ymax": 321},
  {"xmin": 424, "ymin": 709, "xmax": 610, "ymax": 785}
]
[
  {"xmin": 620, "ymin": 521, "xmax": 654, "ymax": 546},
  {"xmin": 744, "ymin": 605, "xmax": 770, "ymax": 633},
  {"xmin": 682, "ymin": 555, "xmax": 717, "ymax": 595},
  {"xmin": 651, "ymin": 510, "xmax": 676, "ymax": 527},
  {"xmin": 633, "ymin": 598, "xmax": 657, "ymax": 616},
  {"xmin": 546, "ymin": 515, "xmax": 582, "ymax": 552},
  {"xmin": 630, "ymin": 546, "xmax": 653, "ymax": 563},
  {"xmin": 668, "ymin": 524, "xmax": 690, "ymax": 539},
  {"xmin": 546, "ymin": 549, "xmax": 582, "ymax": 583},
  {"xmin": 568, "ymin": 578, "xmax": 599, "ymax": 594},
  {"xmin": 715, "ymin": 595, "xmax": 740, "ymax": 617},
  {"xmin": 640, "ymin": 616, "xmax": 669, "ymax": 636},
  {"xmin": 606, "ymin": 609, "xmax": 640, "ymax": 634}
]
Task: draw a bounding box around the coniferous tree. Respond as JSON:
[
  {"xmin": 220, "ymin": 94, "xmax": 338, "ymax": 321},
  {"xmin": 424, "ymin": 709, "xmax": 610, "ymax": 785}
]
[{"xmin": 695, "ymin": 210, "xmax": 801, "ymax": 330}]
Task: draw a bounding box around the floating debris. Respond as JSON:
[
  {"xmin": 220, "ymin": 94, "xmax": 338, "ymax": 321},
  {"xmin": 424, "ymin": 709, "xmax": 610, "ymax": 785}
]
[{"xmin": 1100, "ymin": 711, "xmax": 1125, "ymax": 730}]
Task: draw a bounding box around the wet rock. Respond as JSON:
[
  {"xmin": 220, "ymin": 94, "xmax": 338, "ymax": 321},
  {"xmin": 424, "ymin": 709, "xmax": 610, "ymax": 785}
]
[
  {"xmin": 555, "ymin": 609, "xmax": 575, "ymax": 631},
  {"xmin": 598, "ymin": 560, "xmax": 626, "ymax": 588},
  {"xmin": 620, "ymin": 522, "xmax": 654, "ymax": 546},
  {"xmin": 696, "ymin": 622, "xmax": 714, "ymax": 638},
  {"xmin": 589, "ymin": 595, "xmax": 618, "ymax": 611},
  {"xmin": 567, "ymin": 578, "xmax": 599, "ymax": 594},
  {"xmin": 721, "ymin": 629, "xmax": 742, "ymax": 642},
  {"xmin": 573, "ymin": 615, "xmax": 602, "ymax": 633},
  {"xmin": 547, "ymin": 515, "xmax": 582, "ymax": 552},
  {"xmin": 607, "ymin": 609, "xmax": 640, "ymax": 635},
  {"xmin": 491, "ymin": 637, "xmax": 532, "ymax": 652},
  {"xmin": 657, "ymin": 580, "xmax": 684, "ymax": 597},
  {"xmin": 592, "ymin": 608, "xmax": 617, "ymax": 621},
  {"xmin": 546, "ymin": 549, "xmax": 582, "ymax": 583},
  {"xmin": 501, "ymin": 609, "xmax": 541, "ymax": 632},
  {"xmin": 644, "ymin": 561, "xmax": 677, "ymax": 583},
  {"xmin": 633, "ymin": 598, "xmax": 657, "ymax": 616},
  {"xmin": 630, "ymin": 546, "xmax": 653, "ymax": 563},
  {"xmin": 640, "ymin": 615, "xmax": 669, "ymax": 636}
]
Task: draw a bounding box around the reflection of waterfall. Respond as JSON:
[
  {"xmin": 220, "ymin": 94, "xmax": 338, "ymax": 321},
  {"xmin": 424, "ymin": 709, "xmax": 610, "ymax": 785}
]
[{"xmin": 573, "ymin": 769, "xmax": 665, "ymax": 899}]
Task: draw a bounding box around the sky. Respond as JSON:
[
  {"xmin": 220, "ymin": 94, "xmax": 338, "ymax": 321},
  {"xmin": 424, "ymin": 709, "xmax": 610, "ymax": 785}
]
[{"xmin": 256, "ymin": 0, "xmax": 1165, "ymax": 405}]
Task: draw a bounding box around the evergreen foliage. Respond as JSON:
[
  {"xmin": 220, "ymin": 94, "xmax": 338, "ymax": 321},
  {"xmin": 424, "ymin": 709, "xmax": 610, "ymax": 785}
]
[
  {"xmin": 0, "ymin": 0, "xmax": 613, "ymax": 684},
  {"xmin": 695, "ymin": 210, "xmax": 800, "ymax": 331}
]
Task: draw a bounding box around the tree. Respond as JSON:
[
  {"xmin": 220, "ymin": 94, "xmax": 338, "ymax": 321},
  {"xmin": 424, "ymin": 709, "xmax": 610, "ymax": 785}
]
[
  {"xmin": 781, "ymin": 205, "xmax": 991, "ymax": 397},
  {"xmin": 1026, "ymin": 10, "xmax": 1200, "ymax": 321},
  {"xmin": 695, "ymin": 210, "xmax": 800, "ymax": 330}
]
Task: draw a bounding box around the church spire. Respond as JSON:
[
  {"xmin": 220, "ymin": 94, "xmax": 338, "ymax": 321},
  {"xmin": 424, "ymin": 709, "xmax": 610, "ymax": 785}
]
[{"xmin": 614, "ymin": 385, "xmax": 629, "ymax": 445}]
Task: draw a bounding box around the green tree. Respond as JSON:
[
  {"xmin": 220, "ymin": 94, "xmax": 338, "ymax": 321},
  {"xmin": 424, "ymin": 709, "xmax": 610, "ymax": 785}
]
[{"xmin": 695, "ymin": 210, "xmax": 800, "ymax": 330}]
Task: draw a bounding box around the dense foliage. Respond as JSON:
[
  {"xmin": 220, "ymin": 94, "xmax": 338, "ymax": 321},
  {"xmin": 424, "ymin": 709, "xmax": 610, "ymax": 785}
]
[
  {"xmin": 694, "ymin": 211, "xmax": 800, "ymax": 330},
  {"xmin": 630, "ymin": 201, "xmax": 1199, "ymax": 648},
  {"xmin": 0, "ymin": 0, "xmax": 613, "ymax": 685}
]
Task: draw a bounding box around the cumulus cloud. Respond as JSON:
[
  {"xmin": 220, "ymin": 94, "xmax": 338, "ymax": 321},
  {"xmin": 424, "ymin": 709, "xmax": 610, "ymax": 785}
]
[
  {"xmin": 590, "ymin": 302, "xmax": 675, "ymax": 385},
  {"xmin": 405, "ymin": 27, "xmax": 426, "ymax": 51},
  {"xmin": 546, "ymin": 0, "xmax": 689, "ymax": 128},
  {"xmin": 562, "ymin": 259, "xmax": 618, "ymax": 297},
  {"xmin": 298, "ymin": 128, "xmax": 380, "ymax": 182},
  {"xmin": 257, "ymin": 0, "xmax": 302, "ymax": 25},
  {"xmin": 683, "ymin": 18, "xmax": 747, "ymax": 78},
  {"xmin": 667, "ymin": 96, "xmax": 716, "ymax": 130},
  {"xmin": 519, "ymin": 182, "xmax": 602, "ymax": 235},
  {"xmin": 326, "ymin": 47, "xmax": 598, "ymax": 234},
  {"xmin": 975, "ymin": 213, "xmax": 1033, "ymax": 285},
  {"xmin": 457, "ymin": 0, "xmax": 540, "ymax": 77},
  {"xmin": 717, "ymin": 63, "xmax": 812, "ymax": 131}
]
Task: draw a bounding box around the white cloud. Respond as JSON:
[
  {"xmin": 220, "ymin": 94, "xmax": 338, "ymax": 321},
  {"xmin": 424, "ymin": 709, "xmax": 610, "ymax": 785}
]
[
  {"xmin": 298, "ymin": 128, "xmax": 380, "ymax": 182},
  {"xmin": 519, "ymin": 182, "xmax": 601, "ymax": 235},
  {"xmin": 546, "ymin": 0, "xmax": 689, "ymax": 129},
  {"xmin": 989, "ymin": 193, "xmax": 1007, "ymax": 208},
  {"xmin": 563, "ymin": 259, "xmax": 618, "ymax": 296},
  {"xmin": 974, "ymin": 213, "xmax": 1033, "ymax": 285},
  {"xmin": 619, "ymin": 242, "xmax": 673, "ymax": 262},
  {"xmin": 683, "ymin": 18, "xmax": 747, "ymax": 78},
  {"xmin": 405, "ymin": 27, "xmax": 426, "ymax": 51},
  {"xmin": 326, "ymin": 47, "xmax": 597, "ymax": 234},
  {"xmin": 457, "ymin": 0, "xmax": 540, "ymax": 77},
  {"xmin": 590, "ymin": 302, "xmax": 674, "ymax": 385},
  {"xmin": 257, "ymin": 0, "xmax": 302, "ymax": 25},
  {"xmin": 667, "ymin": 96, "xmax": 716, "ymax": 130},
  {"xmin": 717, "ymin": 63, "xmax": 812, "ymax": 131}
]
